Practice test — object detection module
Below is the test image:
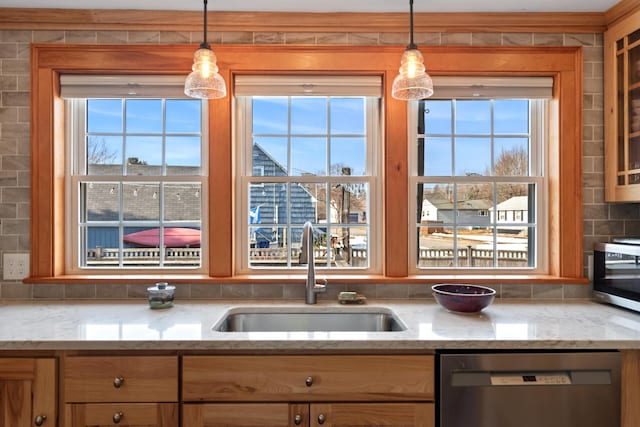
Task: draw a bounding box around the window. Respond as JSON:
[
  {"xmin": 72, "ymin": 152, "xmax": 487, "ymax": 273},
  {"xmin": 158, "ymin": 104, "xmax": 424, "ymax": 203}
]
[
  {"xmin": 31, "ymin": 44, "xmax": 584, "ymax": 283},
  {"xmin": 235, "ymin": 76, "xmax": 382, "ymax": 273},
  {"xmin": 410, "ymin": 77, "xmax": 550, "ymax": 272},
  {"xmin": 63, "ymin": 75, "xmax": 207, "ymax": 273}
]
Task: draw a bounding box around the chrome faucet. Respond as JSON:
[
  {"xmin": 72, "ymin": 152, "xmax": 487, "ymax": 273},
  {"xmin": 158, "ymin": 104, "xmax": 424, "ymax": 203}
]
[{"xmin": 300, "ymin": 221, "xmax": 327, "ymax": 304}]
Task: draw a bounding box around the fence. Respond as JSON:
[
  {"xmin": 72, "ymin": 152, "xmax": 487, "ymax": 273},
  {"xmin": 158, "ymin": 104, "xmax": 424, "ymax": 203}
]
[
  {"xmin": 417, "ymin": 247, "xmax": 529, "ymax": 268},
  {"xmin": 87, "ymin": 246, "xmax": 529, "ymax": 268},
  {"xmin": 249, "ymin": 247, "xmax": 331, "ymax": 265},
  {"xmin": 87, "ymin": 246, "xmax": 201, "ymax": 266}
]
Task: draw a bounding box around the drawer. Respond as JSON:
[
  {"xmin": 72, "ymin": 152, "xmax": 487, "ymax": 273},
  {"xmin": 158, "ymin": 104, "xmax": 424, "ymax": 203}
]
[
  {"xmin": 65, "ymin": 403, "xmax": 178, "ymax": 426},
  {"xmin": 182, "ymin": 355, "xmax": 434, "ymax": 402},
  {"xmin": 64, "ymin": 356, "xmax": 178, "ymax": 403}
]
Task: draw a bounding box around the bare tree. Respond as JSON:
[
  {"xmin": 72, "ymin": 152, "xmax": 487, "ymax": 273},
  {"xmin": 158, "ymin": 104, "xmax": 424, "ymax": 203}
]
[
  {"xmin": 494, "ymin": 146, "xmax": 528, "ymax": 203},
  {"xmin": 494, "ymin": 146, "xmax": 528, "ymax": 177},
  {"xmin": 87, "ymin": 137, "xmax": 118, "ymax": 165},
  {"xmin": 458, "ymin": 146, "xmax": 530, "ymax": 203}
]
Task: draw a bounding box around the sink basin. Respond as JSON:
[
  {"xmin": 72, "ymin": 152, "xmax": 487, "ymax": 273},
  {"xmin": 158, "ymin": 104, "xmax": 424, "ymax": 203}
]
[{"xmin": 213, "ymin": 307, "xmax": 406, "ymax": 332}]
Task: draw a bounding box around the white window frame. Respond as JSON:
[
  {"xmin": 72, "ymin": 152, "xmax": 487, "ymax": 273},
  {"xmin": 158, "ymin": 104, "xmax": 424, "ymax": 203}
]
[
  {"xmin": 234, "ymin": 76, "xmax": 383, "ymax": 275},
  {"xmin": 408, "ymin": 88, "xmax": 549, "ymax": 275},
  {"xmin": 63, "ymin": 80, "xmax": 209, "ymax": 274}
]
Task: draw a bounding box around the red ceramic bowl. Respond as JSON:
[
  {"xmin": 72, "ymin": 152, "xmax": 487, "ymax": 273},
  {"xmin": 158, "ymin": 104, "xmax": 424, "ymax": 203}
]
[{"xmin": 432, "ymin": 284, "xmax": 496, "ymax": 313}]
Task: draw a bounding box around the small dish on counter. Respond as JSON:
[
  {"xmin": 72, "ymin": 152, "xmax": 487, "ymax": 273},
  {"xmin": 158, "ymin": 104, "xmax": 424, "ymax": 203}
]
[
  {"xmin": 432, "ymin": 284, "xmax": 496, "ymax": 314},
  {"xmin": 147, "ymin": 282, "xmax": 175, "ymax": 309}
]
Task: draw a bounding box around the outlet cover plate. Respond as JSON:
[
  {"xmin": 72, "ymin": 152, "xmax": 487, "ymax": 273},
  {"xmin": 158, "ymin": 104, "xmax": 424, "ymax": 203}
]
[{"xmin": 3, "ymin": 253, "xmax": 29, "ymax": 280}]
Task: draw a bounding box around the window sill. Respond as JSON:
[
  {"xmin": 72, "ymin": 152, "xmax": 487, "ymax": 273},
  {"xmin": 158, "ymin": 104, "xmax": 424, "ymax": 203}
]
[{"xmin": 23, "ymin": 273, "xmax": 589, "ymax": 285}]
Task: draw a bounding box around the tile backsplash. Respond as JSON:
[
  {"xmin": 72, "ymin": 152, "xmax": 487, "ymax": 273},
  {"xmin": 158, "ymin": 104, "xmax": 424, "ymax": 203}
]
[{"xmin": 8, "ymin": 282, "xmax": 593, "ymax": 301}]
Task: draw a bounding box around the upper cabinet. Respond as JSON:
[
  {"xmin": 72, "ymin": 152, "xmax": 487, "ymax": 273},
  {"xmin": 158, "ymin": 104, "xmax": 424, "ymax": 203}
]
[{"xmin": 605, "ymin": 10, "xmax": 640, "ymax": 201}]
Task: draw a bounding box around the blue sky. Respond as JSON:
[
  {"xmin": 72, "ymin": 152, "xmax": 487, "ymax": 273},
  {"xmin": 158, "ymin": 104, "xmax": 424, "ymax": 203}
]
[
  {"xmin": 252, "ymin": 97, "xmax": 366, "ymax": 176},
  {"xmin": 86, "ymin": 99, "xmax": 202, "ymax": 171},
  {"xmin": 422, "ymin": 99, "xmax": 529, "ymax": 176},
  {"xmin": 85, "ymin": 97, "xmax": 530, "ymax": 179}
]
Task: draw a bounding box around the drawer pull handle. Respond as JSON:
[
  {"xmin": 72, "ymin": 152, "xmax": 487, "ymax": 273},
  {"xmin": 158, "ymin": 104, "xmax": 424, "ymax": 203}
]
[
  {"xmin": 305, "ymin": 376, "xmax": 313, "ymax": 387},
  {"xmin": 317, "ymin": 413, "xmax": 326, "ymax": 425},
  {"xmin": 294, "ymin": 414, "xmax": 303, "ymax": 425},
  {"xmin": 34, "ymin": 415, "xmax": 47, "ymax": 426},
  {"xmin": 113, "ymin": 376, "xmax": 125, "ymax": 388},
  {"xmin": 113, "ymin": 412, "xmax": 124, "ymax": 424}
]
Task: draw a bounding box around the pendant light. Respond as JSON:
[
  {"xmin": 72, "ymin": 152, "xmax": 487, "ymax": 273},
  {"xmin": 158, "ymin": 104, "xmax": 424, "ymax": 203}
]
[
  {"xmin": 184, "ymin": 0, "xmax": 227, "ymax": 99},
  {"xmin": 391, "ymin": 0, "xmax": 433, "ymax": 100}
]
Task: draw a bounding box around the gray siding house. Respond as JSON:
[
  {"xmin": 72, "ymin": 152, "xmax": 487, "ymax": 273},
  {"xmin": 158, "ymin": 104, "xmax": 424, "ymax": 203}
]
[{"xmin": 250, "ymin": 142, "xmax": 315, "ymax": 247}]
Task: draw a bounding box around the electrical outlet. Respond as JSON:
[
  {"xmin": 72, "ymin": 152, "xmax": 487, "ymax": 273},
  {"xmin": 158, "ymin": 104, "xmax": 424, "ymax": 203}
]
[{"xmin": 3, "ymin": 253, "xmax": 29, "ymax": 280}]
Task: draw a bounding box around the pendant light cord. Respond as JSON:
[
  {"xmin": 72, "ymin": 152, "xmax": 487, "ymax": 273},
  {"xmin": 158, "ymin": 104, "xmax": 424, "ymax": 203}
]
[
  {"xmin": 200, "ymin": 0, "xmax": 210, "ymax": 49},
  {"xmin": 408, "ymin": 0, "xmax": 417, "ymax": 49}
]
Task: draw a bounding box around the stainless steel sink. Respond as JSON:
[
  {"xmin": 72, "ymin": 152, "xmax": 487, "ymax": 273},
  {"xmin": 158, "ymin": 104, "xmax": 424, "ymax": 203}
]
[{"xmin": 213, "ymin": 307, "xmax": 406, "ymax": 332}]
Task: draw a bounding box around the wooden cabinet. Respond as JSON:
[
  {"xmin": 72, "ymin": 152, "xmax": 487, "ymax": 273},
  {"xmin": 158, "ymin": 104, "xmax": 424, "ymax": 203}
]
[
  {"xmin": 182, "ymin": 355, "xmax": 435, "ymax": 427},
  {"xmin": 622, "ymin": 350, "xmax": 640, "ymax": 427},
  {"xmin": 0, "ymin": 358, "xmax": 56, "ymax": 427},
  {"xmin": 183, "ymin": 403, "xmax": 309, "ymax": 427},
  {"xmin": 182, "ymin": 355, "xmax": 434, "ymax": 402},
  {"xmin": 63, "ymin": 356, "xmax": 179, "ymax": 427},
  {"xmin": 65, "ymin": 403, "xmax": 177, "ymax": 427},
  {"xmin": 309, "ymin": 403, "xmax": 434, "ymax": 427},
  {"xmin": 183, "ymin": 402, "xmax": 434, "ymax": 427},
  {"xmin": 605, "ymin": 9, "xmax": 640, "ymax": 201}
]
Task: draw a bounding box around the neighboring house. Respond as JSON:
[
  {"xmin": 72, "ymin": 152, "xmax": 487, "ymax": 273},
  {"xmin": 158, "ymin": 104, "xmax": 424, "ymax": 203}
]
[
  {"xmin": 421, "ymin": 196, "xmax": 491, "ymax": 228},
  {"xmin": 86, "ymin": 164, "xmax": 201, "ymax": 249},
  {"xmin": 490, "ymin": 195, "xmax": 529, "ymax": 230},
  {"xmin": 251, "ymin": 142, "xmax": 315, "ymax": 247}
]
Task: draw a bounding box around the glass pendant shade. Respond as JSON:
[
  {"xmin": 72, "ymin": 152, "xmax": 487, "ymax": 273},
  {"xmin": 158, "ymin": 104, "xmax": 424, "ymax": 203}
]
[
  {"xmin": 184, "ymin": 47, "xmax": 227, "ymax": 99},
  {"xmin": 392, "ymin": 48, "xmax": 433, "ymax": 100},
  {"xmin": 184, "ymin": 0, "xmax": 226, "ymax": 99}
]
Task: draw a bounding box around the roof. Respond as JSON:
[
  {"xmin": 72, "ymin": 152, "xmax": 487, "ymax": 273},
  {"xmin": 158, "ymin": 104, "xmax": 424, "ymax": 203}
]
[
  {"xmin": 495, "ymin": 195, "xmax": 528, "ymax": 211},
  {"xmin": 424, "ymin": 196, "xmax": 491, "ymax": 211}
]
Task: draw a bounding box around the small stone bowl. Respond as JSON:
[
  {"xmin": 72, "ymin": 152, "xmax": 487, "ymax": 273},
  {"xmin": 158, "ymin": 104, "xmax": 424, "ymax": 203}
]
[{"xmin": 432, "ymin": 284, "xmax": 496, "ymax": 314}]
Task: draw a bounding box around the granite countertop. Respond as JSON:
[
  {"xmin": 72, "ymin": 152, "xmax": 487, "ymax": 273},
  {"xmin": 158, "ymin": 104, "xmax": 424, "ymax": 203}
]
[{"xmin": 2, "ymin": 299, "xmax": 640, "ymax": 351}]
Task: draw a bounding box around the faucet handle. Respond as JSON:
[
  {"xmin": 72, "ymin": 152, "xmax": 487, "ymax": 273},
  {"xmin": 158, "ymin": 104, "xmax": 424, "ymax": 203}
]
[{"xmin": 314, "ymin": 279, "xmax": 328, "ymax": 293}]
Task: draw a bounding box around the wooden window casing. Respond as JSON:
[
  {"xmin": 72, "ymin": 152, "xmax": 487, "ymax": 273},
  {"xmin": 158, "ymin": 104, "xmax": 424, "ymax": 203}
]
[{"xmin": 29, "ymin": 44, "xmax": 584, "ymax": 284}]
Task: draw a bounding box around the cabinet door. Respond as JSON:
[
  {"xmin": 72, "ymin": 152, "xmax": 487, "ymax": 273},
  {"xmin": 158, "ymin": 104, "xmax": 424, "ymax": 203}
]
[
  {"xmin": 310, "ymin": 403, "xmax": 435, "ymax": 427},
  {"xmin": 65, "ymin": 403, "xmax": 178, "ymax": 427},
  {"xmin": 622, "ymin": 350, "xmax": 640, "ymax": 427},
  {"xmin": 605, "ymin": 10, "xmax": 640, "ymax": 201},
  {"xmin": 183, "ymin": 403, "xmax": 309, "ymax": 427},
  {"xmin": 0, "ymin": 358, "xmax": 56, "ymax": 427}
]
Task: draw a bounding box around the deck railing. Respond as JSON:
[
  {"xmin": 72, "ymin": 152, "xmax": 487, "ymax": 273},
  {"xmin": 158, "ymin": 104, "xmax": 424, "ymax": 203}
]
[
  {"xmin": 87, "ymin": 246, "xmax": 529, "ymax": 268},
  {"xmin": 87, "ymin": 247, "xmax": 201, "ymax": 265}
]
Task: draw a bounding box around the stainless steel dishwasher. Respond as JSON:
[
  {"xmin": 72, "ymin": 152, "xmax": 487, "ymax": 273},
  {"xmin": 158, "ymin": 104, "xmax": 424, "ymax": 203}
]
[{"xmin": 440, "ymin": 351, "xmax": 620, "ymax": 427}]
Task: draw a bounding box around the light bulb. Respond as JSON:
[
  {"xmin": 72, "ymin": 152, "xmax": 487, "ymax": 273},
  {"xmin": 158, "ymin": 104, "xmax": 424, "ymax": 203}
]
[
  {"xmin": 194, "ymin": 48, "xmax": 214, "ymax": 78},
  {"xmin": 404, "ymin": 50, "xmax": 421, "ymax": 78}
]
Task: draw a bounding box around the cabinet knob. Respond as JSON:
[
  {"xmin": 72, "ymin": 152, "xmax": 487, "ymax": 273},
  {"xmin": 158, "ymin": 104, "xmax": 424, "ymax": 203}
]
[
  {"xmin": 305, "ymin": 376, "xmax": 313, "ymax": 387},
  {"xmin": 113, "ymin": 376, "xmax": 125, "ymax": 388},
  {"xmin": 113, "ymin": 412, "xmax": 124, "ymax": 424},
  {"xmin": 34, "ymin": 415, "xmax": 47, "ymax": 426},
  {"xmin": 294, "ymin": 414, "xmax": 303, "ymax": 425},
  {"xmin": 317, "ymin": 413, "xmax": 326, "ymax": 425}
]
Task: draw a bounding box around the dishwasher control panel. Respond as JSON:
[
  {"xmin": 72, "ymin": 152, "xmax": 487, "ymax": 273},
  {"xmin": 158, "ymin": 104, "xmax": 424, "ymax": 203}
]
[{"xmin": 490, "ymin": 372, "xmax": 572, "ymax": 385}]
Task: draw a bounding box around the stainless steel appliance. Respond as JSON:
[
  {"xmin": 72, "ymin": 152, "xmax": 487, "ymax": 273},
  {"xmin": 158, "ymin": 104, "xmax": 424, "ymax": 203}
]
[
  {"xmin": 594, "ymin": 239, "xmax": 640, "ymax": 313},
  {"xmin": 440, "ymin": 352, "xmax": 620, "ymax": 427}
]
